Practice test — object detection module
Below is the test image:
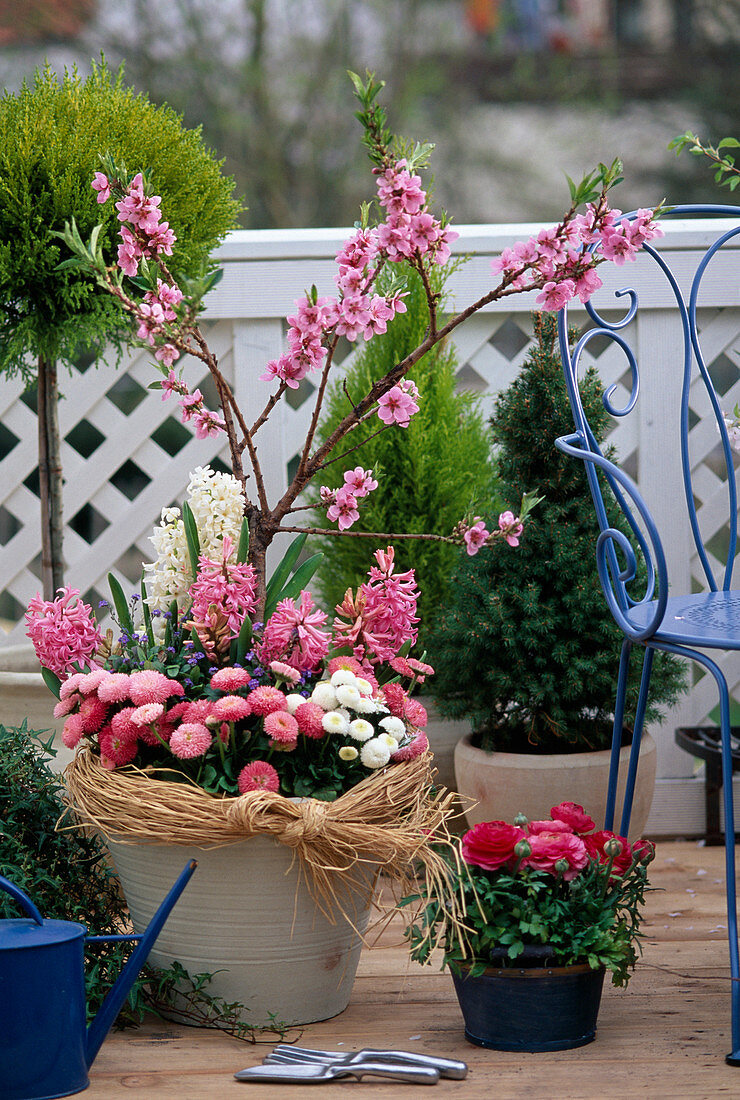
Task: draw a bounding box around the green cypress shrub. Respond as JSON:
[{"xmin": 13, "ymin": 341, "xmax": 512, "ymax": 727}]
[
  {"xmin": 427, "ymin": 312, "xmax": 686, "ymax": 753},
  {"xmin": 310, "ymin": 265, "xmax": 501, "ymax": 652}
]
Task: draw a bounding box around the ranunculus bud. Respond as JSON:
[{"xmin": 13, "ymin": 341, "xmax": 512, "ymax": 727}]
[
  {"xmin": 514, "ymin": 839, "xmax": 532, "ymax": 859},
  {"xmin": 554, "ymin": 857, "xmax": 569, "ymax": 874},
  {"xmin": 633, "ymin": 838, "xmax": 656, "ymax": 865},
  {"xmin": 513, "ymin": 812, "xmax": 529, "ymax": 828},
  {"xmin": 604, "ymin": 837, "xmax": 623, "ymax": 858}
]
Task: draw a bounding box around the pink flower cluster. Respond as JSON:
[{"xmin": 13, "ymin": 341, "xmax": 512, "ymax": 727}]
[
  {"xmin": 462, "ymin": 511, "xmax": 524, "ymax": 556},
  {"xmin": 259, "ymin": 590, "xmax": 331, "ymax": 672},
  {"xmin": 93, "ymin": 171, "xmax": 177, "ymax": 278},
  {"xmin": 461, "ymin": 801, "xmax": 655, "ymax": 882},
  {"xmin": 136, "ymin": 279, "xmax": 183, "ymax": 369},
  {"xmin": 25, "ymin": 587, "xmax": 103, "ymax": 677},
  {"xmin": 375, "ymin": 159, "xmax": 458, "ymax": 266},
  {"xmin": 333, "ymin": 546, "xmax": 420, "ymax": 663},
  {"xmin": 491, "ymin": 205, "xmax": 663, "ymax": 312},
  {"xmin": 321, "ymin": 466, "xmax": 378, "ymax": 531},
  {"xmin": 188, "ymin": 536, "xmax": 259, "ymax": 639}
]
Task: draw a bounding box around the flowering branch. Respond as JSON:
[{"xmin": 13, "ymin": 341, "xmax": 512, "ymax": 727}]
[{"xmin": 56, "ymin": 73, "xmax": 663, "ymax": 615}]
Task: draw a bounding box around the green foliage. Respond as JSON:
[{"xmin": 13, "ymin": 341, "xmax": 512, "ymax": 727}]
[
  {"xmin": 0, "ymin": 723, "xmax": 285, "ymax": 1038},
  {"xmin": 670, "ymin": 131, "xmax": 740, "ymax": 190},
  {"xmin": 427, "ymin": 312, "xmax": 686, "ymax": 752},
  {"xmin": 310, "ymin": 264, "xmax": 500, "ymax": 651},
  {"xmin": 403, "ymin": 833, "xmax": 653, "ymax": 988},
  {"xmin": 0, "ymin": 58, "xmax": 241, "ymax": 382}
]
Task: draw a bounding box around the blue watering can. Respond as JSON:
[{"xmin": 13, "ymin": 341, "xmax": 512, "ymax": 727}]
[{"xmin": 0, "ymin": 858, "xmax": 196, "ymax": 1100}]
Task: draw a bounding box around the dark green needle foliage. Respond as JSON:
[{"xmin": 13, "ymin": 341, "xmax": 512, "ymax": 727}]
[{"xmin": 427, "ymin": 312, "xmax": 686, "ymax": 753}]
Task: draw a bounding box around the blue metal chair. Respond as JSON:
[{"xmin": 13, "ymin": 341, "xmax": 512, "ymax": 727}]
[{"xmin": 554, "ymin": 204, "xmax": 740, "ymax": 1065}]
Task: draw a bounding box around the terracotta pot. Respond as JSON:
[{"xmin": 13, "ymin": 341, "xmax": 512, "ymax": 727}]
[
  {"xmin": 454, "ymin": 730, "xmax": 657, "ymax": 839},
  {"xmin": 107, "ymin": 836, "xmax": 376, "ymax": 1028},
  {"xmin": 451, "ymin": 958, "xmax": 605, "ymax": 1052},
  {"xmin": 0, "ymin": 643, "xmax": 69, "ymax": 769}
]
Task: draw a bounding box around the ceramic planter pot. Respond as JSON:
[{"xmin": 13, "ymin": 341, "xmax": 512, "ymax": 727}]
[
  {"xmin": 451, "ymin": 957, "xmax": 605, "ymax": 1051},
  {"xmin": 418, "ymin": 695, "xmax": 470, "ymax": 795},
  {"xmin": 107, "ymin": 835, "xmax": 376, "ymax": 1028},
  {"xmin": 454, "ymin": 730, "xmax": 657, "ymax": 839}
]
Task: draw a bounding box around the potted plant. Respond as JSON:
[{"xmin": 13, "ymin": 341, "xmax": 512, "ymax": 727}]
[
  {"xmin": 25, "ymin": 74, "xmax": 663, "ymax": 1026},
  {"xmin": 427, "ymin": 312, "xmax": 686, "ymax": 834},
  {"xmin": 404, "ymin": 801, "xmax": 655, "ymax": 1052}
]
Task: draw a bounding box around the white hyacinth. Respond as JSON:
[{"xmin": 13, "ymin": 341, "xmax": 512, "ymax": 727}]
[
  {"xmin": 143, "ymin": 465, "xmax": 246, "ymax": 623},
  {"xmin": 360, "ymin": 737, "xmax": 392, "ymax": 769}
]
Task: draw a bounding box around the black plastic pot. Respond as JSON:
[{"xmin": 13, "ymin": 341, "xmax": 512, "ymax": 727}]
[{"xmin": 451, "ymin": 956, "xmax": 606, "ymax": 1052}]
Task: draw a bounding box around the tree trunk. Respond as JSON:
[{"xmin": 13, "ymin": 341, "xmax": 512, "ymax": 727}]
[{"xmin": 37, "ymin": 354, "xmax": 64, "ymax": 598}]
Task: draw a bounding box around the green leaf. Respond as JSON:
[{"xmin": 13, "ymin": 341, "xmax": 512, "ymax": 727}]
[
  {"xmin": 264, "ymin": 532, "xmax": 308, "ymax": 608},
  {"xmin": 236, "ymin": 517, "xmax": 250, "ymax": 564},
  {"xmin": 41, "ymin": 666, "xmax": 62, "ymax": 699},
  {"xmin": 107, "ymin": 572, "xmax": 134, "ymax": 636},
  {"xmin": 265, "ymin": 552, "xmax": 323, "ymax": 619},
  {"xmin": 140, "ymin": 573, "xmax": 154, "ymax": 646},
  {"xmin": 181, "ymin": 500, "xmax": 201, "ymax": 579},
  {"xmin": 235, "ymin": 614, "xmax": 253, "ymax": 664},
  {"xmin": 718, "ymin": 137, "xmax": 740, "ymax": 149}
]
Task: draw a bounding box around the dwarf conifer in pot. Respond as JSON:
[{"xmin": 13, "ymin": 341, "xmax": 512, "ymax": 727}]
[{"xmin": 427, "ymin": 312, "xmax": 686, "ymax": 756}]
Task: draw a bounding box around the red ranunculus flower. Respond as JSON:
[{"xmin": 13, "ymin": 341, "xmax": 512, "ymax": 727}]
[
  {"xmin": 631, "ymin": 837, "xmax": 656, "ymax": 865},
  {"xmin": 524, "ymin": 831, "xmax": 589, "ymax": 880},
  {"xmin": 550, "ymin": 801, "xmax": 596, "ymax": 834},
  {"xmin": 583, "ymin": 830, "xmax": 633, "ymax": 876},
  {"xmin": 461, "ymin": 820, "xmax": 527, "ymax": 871},
  {"xmin": 529, "ymin": 818, "xmax": 574, "ymax": 835}
]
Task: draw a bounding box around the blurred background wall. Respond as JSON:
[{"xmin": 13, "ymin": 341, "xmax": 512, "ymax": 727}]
[{"xmin": 0, "ymin": 0, "xmax": 737, "ymax": 228}]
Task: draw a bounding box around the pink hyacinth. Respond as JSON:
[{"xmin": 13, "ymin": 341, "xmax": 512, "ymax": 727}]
[
  {"xmin": 25, "ymin": 586, "xmax": 102, "ymax": 678},
  {"xmin": 189, "ymin": 536, "xmax": 258, "ymax": 640},
  {"xmin": 169, "ymin": 722, "xmax": 212, "ymax": 759},
  {"xmin": 259, "ymin": 591, "xmax": 330, "ymax": 673},
  {"xmin": 237, "ymin": 760, "xmax": 280, "ymax": 794}
]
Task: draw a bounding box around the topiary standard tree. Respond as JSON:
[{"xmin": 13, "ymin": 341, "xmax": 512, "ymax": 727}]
[
  {"xmin": 310, "ymin": 264, "xmax": 501, "ymax": 652},
  {"xmin": 0, "ymin": 59, "xmax": 241, "ymax": 596},
  {"xmin": 427, "ymin": 311, "xmax": 686, "ymax": 754}
]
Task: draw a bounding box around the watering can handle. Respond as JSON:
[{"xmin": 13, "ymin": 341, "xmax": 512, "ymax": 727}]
[{"xmin": 0, "ymin": 875, "xmax": 44, "ymax": 925}]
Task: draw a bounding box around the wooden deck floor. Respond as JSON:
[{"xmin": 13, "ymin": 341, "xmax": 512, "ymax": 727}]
[{"xmin": 87, "ymin": 841, "xmax": 740, "ymax": 1099}]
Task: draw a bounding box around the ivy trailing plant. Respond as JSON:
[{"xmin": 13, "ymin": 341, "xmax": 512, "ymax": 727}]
[{"xmin": 0, "ymin": 723, "xmax": 285, "ymax": 1040}]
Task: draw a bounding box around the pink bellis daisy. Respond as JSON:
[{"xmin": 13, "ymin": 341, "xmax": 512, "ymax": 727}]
[
  {"xmin": 169, "ymin": 722, "xmax": 212, "ymax": 759},
  {"xmin": 237, "ymin": 760, "xmax": 280, "ymax": 794}
]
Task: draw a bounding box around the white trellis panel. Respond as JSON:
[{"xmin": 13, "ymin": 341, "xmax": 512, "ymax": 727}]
[{"xmin": 1, "ymin": 221, "xmax": 739, "ymax": 835}]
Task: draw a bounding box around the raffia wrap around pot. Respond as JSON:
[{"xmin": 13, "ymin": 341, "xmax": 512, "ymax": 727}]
[{"xmin": 65, "ymin": 749, "xmax": 457, "ymax": 1027}]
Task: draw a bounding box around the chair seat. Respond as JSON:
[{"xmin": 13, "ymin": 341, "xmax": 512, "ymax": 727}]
[{"xmin": 627, "ymin": 590, "xmax": 740, "ymax": 650}]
